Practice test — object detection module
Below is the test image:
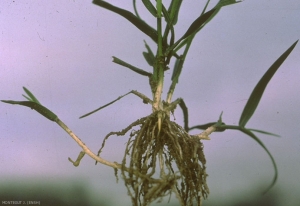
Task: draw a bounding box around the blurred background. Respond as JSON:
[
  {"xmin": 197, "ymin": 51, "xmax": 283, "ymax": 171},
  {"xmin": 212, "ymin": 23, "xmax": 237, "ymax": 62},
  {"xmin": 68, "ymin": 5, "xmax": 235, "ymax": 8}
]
[{"xmin": 1, "ymin": 0, "xmax": 300, "ymax": 205}]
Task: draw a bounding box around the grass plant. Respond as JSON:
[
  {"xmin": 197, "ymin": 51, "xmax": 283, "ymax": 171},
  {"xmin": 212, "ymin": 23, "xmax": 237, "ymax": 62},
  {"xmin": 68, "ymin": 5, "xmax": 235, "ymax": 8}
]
[{"xmin": 2, "ymin": 1, "xmax": 298, "ymax": 205}]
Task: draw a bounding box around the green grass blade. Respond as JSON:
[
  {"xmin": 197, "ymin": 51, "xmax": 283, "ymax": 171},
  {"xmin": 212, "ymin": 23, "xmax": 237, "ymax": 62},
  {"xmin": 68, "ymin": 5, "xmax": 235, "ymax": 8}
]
[
  {"xmin": 142, "ymin": 52, "xmax": 154, "ymax": 67},
  {"xmin": 240, "ymin": 128, "xmax": 278, "ymax": 194},
  {"xmin": 180, "ymin": 8, "xmax": 216, "ymax": 40},
  {"xmin": 164, "ymin": 8, "xmax": 216, "ymax": 56},
  {"xmin": 22, "ymin": 95, "xmax": 32, "ymax": 102},
  {"xmin": 171, "ymin": 58, "xmax": 183, "ymax": 83},
  {"xmin": 132, "ymin": 0, "xmax": 140, "ymax": 19},
  {"xmin": 249, "ymin": 128, "xmax": 280, "ymax": 137},
  {"xmin": 167, "ymin": 0, "xmax": 182, "ymax": 25},
  {"xmin": 142, "ymin": 40, "xmax": 155, "ymax": 66},
  {"xmin": 201, "ymin": 0, "xmax": 211, "ymax": 15},
  {"xmin": 112, "ymin": 56, "xmax": 152, "ymax": 77},
  {"xmin": 161, "ymin": 4, "xmax": 174, "ymax": 34},
  {"xmin": 239, "ymin": 40, "xmax": 298, "ymax": 127},
  {"xmin": 171, "ymin": 0, "xmax": 211, "ymax": 54},
  {"xmin": 23, "ymin": 87, "xmax": 41, "ymax": 104},
  {"xmin": 1, "ymin": 100, "xmax": 57, "ymax": 122},
  {"xmin": 161, "ymin": 4, "xmax": 175, "ymax": 63},
  {"xmin": 93, "ymin": 0, "xmax": 158, "ymax": 43},
  {"xmin": 142, "ymin": 0, "xmax": 157, "ymax": 17},
  {"xmin": 216, "ymin": 0, "xmax": 242, "ymax": 8},
  {"xmin": 79, "ymin": 92, "xmax": 132, "ymax": 119}
]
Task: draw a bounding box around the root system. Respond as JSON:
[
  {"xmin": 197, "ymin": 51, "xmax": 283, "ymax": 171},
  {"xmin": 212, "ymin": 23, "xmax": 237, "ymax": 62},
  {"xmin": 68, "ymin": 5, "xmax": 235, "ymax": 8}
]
[{"xmin": 97, "ymin": 112, "xmax": 209, "ymax": 206}]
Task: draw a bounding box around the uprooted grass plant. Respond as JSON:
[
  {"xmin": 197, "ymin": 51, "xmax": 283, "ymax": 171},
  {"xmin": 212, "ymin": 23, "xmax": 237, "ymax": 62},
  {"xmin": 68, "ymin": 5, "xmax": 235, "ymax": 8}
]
[
  {"xmin": 99, "ymin": 111, "xmax": 209, "ymax": 205},
  {"xmin": 2, "ymin": 1, "xmax": 299, "ymax": 206}
]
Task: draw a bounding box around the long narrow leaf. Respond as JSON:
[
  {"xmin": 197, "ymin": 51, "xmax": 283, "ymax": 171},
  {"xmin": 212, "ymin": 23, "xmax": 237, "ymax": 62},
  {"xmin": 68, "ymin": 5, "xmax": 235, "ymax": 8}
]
[
  {"xmin": 79, "ymin": 92, "xmax": 132, "ymax": 119},
  {"xmin": 22, "ymin": 95, "xmax": 32, "ymax": 102},
  {"xmin": 22, "ymin": 87, "xmax": 41, "ymax": 104},
  {"xmin": 113, "ymin": 56, "xmax": 152, "ymax": 77},
  {"xmin": 249, "ymin": 128, "xmax": 280, "ymax": 137},
  {"xmin": 142, "ymin": 40, "xmax": 155, "ymax": 66},
  {"xmin": 172, "ymin": 0, "xmax": 241, "ymax": 55},
  {"xmin": 1, "ymin": 100, "xmax": 58, "ymax": 122},
  {"xmin": 161, "ymin": 3, "xmax": 172, "ymax": 26},
  {"xmin": 201, "ymin": 0, "xmax": 211, "ymax": 15},
  {"xmin": 142, "ymin": 0, "xmax": 157, "ymax": 17},
  {"xmin": 162, "ymin": 4, "xmax": 176, "ymax": 64},
  {"xmin": 93, "ymin": 0, "xmax": 158, "ymax": 42},
  {"xmin": 171, "ymin": 58, "xmax": 183, "ymax": 82},
  {"xmin": 216, "ymin": 0, "xmax": 242, "ymax": 8},
  {"xmin": 162, "ymin": 3, "xmax": 175, "ymax": 43},
  {"xmin": 180, "ymin": 8, "xmax": 216, "ymax": 41},
  {"xmin": 167, "ymin": 0, "xmax": 183, "ymax": 25},
  {"xmin": 239, "ymin": 40, "xmax": 298, "ymax": 127},
  {"xmin": 132, "ymin": 0, "xmax": 140, "ymax": 18},
  {"xmin": 164, "ymin": 8, "xmax": 216, "ymax": 56},
  {"xmin": 240, "ymin": 128, "xmax": 278, "ymax": 194}
]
